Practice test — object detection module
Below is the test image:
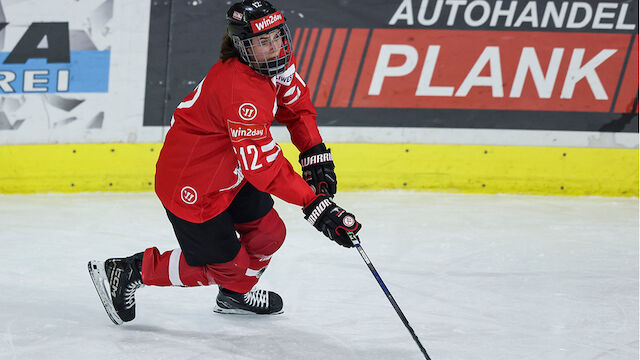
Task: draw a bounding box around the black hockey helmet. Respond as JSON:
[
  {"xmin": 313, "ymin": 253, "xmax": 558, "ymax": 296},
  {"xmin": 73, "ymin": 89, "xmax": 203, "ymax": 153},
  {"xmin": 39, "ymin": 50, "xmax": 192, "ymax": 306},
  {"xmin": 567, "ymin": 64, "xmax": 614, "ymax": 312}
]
[{"xmin": 226, "ymin": 0, "xmax": 293, "ymax": 76}]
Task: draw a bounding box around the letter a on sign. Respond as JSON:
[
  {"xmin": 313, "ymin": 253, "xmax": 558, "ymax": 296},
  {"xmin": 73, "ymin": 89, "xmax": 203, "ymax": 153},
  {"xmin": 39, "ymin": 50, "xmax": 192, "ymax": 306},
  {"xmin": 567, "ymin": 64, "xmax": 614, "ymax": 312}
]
[{"xmin": 5, "ymin": 22, "xmax": 70, "ymax": 64}]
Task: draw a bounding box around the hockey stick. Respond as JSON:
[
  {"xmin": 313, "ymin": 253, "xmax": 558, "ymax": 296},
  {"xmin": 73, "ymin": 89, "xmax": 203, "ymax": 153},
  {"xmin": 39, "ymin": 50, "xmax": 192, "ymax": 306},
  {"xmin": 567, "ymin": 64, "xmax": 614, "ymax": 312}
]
[{"xmin": 347, "ymin": 231, "xmax": 432, "ymax": 360}]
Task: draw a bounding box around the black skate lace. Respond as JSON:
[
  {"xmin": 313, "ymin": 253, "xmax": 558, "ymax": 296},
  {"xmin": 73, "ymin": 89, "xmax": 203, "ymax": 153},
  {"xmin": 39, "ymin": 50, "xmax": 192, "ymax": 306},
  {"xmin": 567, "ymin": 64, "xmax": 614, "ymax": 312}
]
[
  {"xmin": 124, "ymin": 280, "xmax": 143, "ymax": 310},
  {"xmin": 244, "ymin": 289, "xmax": 268, "ymax": 309}
]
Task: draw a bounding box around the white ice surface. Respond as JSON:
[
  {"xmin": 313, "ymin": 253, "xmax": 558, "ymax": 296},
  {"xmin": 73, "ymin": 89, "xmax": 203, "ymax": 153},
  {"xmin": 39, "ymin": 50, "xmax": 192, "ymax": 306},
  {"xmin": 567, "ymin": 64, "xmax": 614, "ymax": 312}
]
[{"xmin": 0, "ymin": 191, "xmax": 638, "ymax": 360}]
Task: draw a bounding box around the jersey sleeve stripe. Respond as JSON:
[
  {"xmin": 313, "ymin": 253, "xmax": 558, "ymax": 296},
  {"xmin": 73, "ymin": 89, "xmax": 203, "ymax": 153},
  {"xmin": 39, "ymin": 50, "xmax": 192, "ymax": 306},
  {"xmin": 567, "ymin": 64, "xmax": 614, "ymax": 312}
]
[
  {"xmin": 266, "ymin": 144, "xmax": 281, "ymax": 163},
  {"xmin": 261, "ymin": 140, "xmax": 277, "ymax": 152}
]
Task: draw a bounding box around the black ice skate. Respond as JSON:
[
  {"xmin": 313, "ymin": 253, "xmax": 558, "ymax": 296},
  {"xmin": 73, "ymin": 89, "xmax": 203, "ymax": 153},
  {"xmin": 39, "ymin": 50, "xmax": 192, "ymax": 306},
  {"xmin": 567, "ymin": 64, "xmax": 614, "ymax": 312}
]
[
  {"xmin": 214, "ymin": 286, "xmax": 283, "ymax": 315},
  {"xmin": 88, "ymin": 252, "xmax": 144, "ymax": 325}
]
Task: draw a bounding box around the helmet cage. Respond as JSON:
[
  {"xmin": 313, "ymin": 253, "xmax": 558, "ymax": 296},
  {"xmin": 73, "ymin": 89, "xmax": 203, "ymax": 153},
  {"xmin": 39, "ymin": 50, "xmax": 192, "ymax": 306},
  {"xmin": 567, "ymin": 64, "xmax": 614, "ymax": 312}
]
[{"xmin": 232, "ymin": 24, "xmax": 293, "ymax": 77}]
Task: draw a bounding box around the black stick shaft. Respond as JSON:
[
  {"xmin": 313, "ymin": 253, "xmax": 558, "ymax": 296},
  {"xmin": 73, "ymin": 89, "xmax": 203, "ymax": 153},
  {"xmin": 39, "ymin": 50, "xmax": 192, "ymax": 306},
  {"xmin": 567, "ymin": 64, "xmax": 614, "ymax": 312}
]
[{"xmin": 348, "ymin": 232, "xmax": 431, "ymax": 360}]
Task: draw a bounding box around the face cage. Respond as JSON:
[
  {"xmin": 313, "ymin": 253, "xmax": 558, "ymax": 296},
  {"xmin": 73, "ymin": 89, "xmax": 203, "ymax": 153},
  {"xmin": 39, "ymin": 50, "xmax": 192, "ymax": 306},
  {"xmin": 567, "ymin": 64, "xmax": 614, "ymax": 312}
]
[{"xmin": 232, "ymin": 25, "xmax": 293, "ymax": 77}]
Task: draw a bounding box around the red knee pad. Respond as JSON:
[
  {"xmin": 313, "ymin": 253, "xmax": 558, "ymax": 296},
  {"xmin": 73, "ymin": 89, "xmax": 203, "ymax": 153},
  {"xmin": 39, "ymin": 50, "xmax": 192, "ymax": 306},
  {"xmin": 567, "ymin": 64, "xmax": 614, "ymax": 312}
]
[
  {"xmin": 204, "ymin": 247, "xmax": 250, "ymax": 291},
  {"xmin": 235, "ymin": 208, "xmax": 286, "ymax": 258}
]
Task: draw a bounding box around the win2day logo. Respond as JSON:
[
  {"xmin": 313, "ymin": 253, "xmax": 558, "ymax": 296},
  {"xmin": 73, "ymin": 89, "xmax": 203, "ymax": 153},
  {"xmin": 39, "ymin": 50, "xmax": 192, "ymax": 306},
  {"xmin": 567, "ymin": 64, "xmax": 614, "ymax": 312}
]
[{"xmin": 0, "ymin": 22, "xmax": 109, "ymax": 94}]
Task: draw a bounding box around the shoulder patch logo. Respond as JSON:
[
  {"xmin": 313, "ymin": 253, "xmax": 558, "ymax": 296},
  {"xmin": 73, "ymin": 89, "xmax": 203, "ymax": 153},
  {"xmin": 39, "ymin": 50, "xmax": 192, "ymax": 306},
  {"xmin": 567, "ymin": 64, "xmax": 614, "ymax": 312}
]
[
  {"xmin": 238, "ymin": 103, "xmax": 258, "ymax": 120},
  {"xmin": 273, "ymin": 64, "xmax": 295, "ymax": 86}
]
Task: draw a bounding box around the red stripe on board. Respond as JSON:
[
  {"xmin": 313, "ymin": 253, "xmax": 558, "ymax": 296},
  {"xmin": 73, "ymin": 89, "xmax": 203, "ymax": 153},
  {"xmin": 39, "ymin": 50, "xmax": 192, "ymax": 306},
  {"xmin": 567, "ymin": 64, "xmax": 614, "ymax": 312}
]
[
  {"xmin": 292, "ymin": 27, "xmax": 302, "ymax": 52},
  {"xmin": 295, "ymin": 28, "xmax": 309, "ymax": 68},
  {"xmin": 306, "ymin": 28, "xmax": 332, "ymax": 99},
  {"xmin": 314, "ymin": 28, "xmax": 347, "ymax": 108},
  {"xmin": 300, "ymin": 28, "xmax": 319, "ymax": 78},
  {"xmin": 329, "ymin": 29, "xmax": 370, "ymax": 108}
]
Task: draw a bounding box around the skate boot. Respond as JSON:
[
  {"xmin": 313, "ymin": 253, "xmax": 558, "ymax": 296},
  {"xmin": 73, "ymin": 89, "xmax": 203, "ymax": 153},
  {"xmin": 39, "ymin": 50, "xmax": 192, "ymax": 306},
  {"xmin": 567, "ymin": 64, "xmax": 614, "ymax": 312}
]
[
  {"xmin": 88, "ymin": 252, "xmax": 144, "ymax": 324},
  {"xmin": 214, "ymin": 286, "xmax": 283, "ymax": 315}
]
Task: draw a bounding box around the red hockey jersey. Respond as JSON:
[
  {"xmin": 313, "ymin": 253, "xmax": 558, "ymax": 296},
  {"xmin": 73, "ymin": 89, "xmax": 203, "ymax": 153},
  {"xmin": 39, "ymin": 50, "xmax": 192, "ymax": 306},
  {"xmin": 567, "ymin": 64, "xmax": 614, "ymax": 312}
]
[{"xmin": 155, "ymin": 56, "xmax": 321, "ymax": 223}]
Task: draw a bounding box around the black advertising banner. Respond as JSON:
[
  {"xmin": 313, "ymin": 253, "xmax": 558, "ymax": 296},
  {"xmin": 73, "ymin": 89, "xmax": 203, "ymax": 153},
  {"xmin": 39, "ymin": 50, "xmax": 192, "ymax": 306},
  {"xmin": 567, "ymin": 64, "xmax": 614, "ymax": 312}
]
[{"xmin": 143, "ymin": 0, "xmax": 638, "ymax": 133}]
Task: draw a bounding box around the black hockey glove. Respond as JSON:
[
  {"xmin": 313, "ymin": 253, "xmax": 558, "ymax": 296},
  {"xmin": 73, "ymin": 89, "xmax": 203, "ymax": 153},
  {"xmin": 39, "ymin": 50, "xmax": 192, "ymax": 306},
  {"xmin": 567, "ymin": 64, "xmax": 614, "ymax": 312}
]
[
  {"xmin": 299, "ymin": 143, "xmax": 337, "ymax": 197},
  {"xmin": 303, "ymin": 195, "xmax": 361, "ymax": 248}
]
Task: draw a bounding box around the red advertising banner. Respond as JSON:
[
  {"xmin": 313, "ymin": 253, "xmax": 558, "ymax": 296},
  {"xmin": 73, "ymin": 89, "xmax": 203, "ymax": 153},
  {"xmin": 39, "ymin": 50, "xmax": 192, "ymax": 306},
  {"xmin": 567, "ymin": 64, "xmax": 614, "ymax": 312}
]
[
  {"xmin": 351, "ymin": 29, "xmax": 629, "ymax": 112},
  {"xmin": 296, "ymin": 28, "xmax": 635, "ymax": 113}
]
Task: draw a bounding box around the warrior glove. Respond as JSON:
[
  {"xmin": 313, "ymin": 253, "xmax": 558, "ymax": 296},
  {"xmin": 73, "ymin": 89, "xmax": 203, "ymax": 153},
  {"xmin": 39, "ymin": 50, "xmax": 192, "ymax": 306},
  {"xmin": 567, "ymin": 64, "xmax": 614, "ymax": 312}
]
[
  {"xmin": 303, "ymin": 195, "xmax": 361, "ymax": 248},
  {"xmin": 299, "ymin": 143, "xmax": 337, "ymax": 197}
]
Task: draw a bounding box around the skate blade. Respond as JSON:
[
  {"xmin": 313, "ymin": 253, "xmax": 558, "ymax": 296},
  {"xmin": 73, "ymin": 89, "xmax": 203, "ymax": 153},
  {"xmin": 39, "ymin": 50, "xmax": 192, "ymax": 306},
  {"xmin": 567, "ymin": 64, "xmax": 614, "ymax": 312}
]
[
  {"xmin": 213, "ymin": 303, "xmax": 284, "ymax": 315},
  {"xmin": 87, "ymin": 260, "xmax": 124, "ymax": 325}
]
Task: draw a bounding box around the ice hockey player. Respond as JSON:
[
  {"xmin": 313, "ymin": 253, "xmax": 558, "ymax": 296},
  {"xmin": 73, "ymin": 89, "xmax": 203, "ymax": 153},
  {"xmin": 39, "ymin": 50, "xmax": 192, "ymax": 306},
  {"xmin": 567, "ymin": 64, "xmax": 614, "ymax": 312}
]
[{"xmin": 88, "ymin": 0, "xmax": 361, "ymax": 324}]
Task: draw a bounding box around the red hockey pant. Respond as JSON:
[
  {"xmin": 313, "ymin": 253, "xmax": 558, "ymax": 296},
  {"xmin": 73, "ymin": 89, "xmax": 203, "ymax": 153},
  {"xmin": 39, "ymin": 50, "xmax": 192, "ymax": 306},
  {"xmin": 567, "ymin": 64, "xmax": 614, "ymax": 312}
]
[{"xmin": 140, "ymin": 208, "xmax": 286, "ymax": 293}]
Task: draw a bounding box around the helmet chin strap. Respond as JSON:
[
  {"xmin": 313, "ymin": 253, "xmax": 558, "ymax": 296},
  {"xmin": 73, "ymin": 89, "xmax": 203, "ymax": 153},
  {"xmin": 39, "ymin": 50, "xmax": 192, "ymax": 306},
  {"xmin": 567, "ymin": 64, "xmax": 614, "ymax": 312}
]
[
  {"xmin": 259, "ymin": 61, "xmax": 286, "ymax": 77},
  {"xmin": 249, "ymin": 57, "xmax": 287, "ymax": 77}
]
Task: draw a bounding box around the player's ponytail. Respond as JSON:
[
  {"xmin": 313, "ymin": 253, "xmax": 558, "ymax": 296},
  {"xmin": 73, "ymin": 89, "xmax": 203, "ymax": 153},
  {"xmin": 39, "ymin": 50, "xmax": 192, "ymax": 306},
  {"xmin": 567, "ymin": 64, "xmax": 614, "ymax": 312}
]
[{"xmin": 220, "ymin": 33, "xmax": 240, "ymax": 62}]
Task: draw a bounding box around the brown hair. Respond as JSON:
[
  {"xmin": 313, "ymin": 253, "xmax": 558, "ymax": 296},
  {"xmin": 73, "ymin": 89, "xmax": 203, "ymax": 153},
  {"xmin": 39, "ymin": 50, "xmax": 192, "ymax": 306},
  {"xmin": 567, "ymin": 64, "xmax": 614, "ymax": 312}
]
[{"xmin": 220, "ymin": 33, "xmax": 240, "ymax": 61}]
